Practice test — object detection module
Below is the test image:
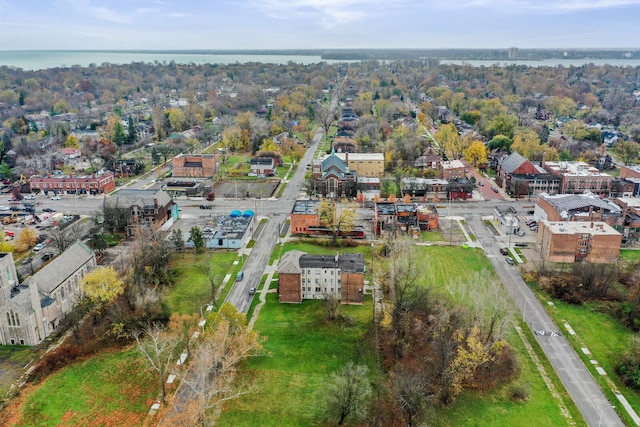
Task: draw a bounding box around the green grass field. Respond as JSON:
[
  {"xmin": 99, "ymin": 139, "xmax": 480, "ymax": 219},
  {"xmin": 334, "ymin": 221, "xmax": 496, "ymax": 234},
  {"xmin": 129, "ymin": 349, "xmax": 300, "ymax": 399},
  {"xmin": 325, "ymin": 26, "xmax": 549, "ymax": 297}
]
[
  {"xmin": 539, "ymin": 296, "xmax": 640, "ymax": 426},
  {"xmin": 14, "ymin": 348, "xmax": 156, "ymax": 427},
  {"xmin": 620, "ymin": 249, "xmax": 640, "ymax": 261},
  {"xmin": 218, "ymin": 245, "xmax": 582, "ymax": 427},
  {"xmin": 165, "ymin": 251, "xmax": 239, "ymax": 314}
]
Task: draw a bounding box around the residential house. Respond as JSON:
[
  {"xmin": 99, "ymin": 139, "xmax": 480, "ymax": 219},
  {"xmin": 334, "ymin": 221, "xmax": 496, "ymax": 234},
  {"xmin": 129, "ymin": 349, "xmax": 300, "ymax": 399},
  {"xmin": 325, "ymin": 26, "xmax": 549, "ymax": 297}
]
[
  {"xmin": 537, "ymin": 221, "xmax": 621, "ymax": 263},
  {"xmin": 414, "ymin": 147, "xmax": 442, "ymax": 171},
  {"xmin": 0, "ymin": 242, "xmax": 96, "ymax": 346},
  {"xmin": 60, "ymin": 147, "xmax": 81, "ymax": 159},
  {"xmin": 249, "ymin": 157, "xmax": 276, "ymax": 176},
  {"xmin": 278, "ymin": 251, "xmax": 364, "ymax": 305}
]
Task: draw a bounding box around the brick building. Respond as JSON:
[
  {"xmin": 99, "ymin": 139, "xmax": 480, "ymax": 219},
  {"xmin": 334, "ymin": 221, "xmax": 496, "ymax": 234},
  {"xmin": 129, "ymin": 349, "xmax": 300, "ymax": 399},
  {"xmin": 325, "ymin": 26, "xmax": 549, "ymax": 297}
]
[
  {"xmin": 537, "ymin": 221, "xmax": 621, "ymax": 263},
  {"xmin": 104, "ymin": 189, "xmax": 176, "ymax": 236},
  {"xmin": 172, "ymin": 154, "xmax": 219, "ymax": 178},
  {"xmin": 542, "ymin": 161, "xmax": 613, "ymax": 196},
  {"xmin": 278, "ymin": 250, "xmax": 365, "ymax": 304},
  {"xmin": 30, "ymin": 172, "xmax": 116, "ymax": 195},
  {"xmin": 290, "ymin": 199, "xmax": 320, "ymax": 235},
  {"xmin": 535, "ymin": 193, "xmax": 623, "ymax": 230},
  {"xmin": 440, "ymin": 160, "xmax": 466, "ymax": 180}
]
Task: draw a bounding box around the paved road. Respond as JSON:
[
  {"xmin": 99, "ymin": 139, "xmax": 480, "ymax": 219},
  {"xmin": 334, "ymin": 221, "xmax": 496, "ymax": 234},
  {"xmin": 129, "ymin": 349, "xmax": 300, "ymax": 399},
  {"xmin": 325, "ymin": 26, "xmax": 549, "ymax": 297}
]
[{"xmin": 466, "ymin": 214, "xmax": 624, "ymax": 427}]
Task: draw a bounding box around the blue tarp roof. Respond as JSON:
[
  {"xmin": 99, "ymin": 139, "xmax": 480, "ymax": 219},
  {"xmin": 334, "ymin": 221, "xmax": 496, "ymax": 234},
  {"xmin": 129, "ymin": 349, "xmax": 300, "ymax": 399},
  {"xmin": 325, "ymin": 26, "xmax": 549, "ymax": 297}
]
[
  {"xmin": 242, "ymin": 210, "xmax": 255, "ymax": 217},
  {"xmin": 230, "ymin": 209, "xmax": 242, "ymax": 217}
]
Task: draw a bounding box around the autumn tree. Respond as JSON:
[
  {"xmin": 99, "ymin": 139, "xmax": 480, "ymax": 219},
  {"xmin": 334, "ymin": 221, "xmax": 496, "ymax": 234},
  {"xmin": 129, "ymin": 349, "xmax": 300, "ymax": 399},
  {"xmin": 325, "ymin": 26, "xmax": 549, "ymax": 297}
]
[
  {"xmin": 317, "ymin": 200, "xmax": 357, "ymax": 244},
  {"xmin": 81, "ymin": 266, "xmax": 125, "ymax": 315},
  {"xmin": 615, "ymin": 140, "xmax": 640, "ymax": 165},
  {"xmin": 171, "ymin": 303, "xmax": 264, "ymax": 426},
  {"xmin": 170, "ymin": 229, "xmax": 185, "ymax": 254},
  {"xmin": 168, "ymin": 108, "xmax": 186, "ymax": 132},
  {"xmin": 510, "ymin": 128, "xmax": 541, "ymax": 159},
  {"xmin": 435, "ymin": 123, "xmax": 463, "ymax": 160},
  {"xmin": 133, "ymin": 322, "xmax": 180, "ymax": 402},
  {"xmin": 323, "ymin": 361, "xmax": 372, "ymax": 425},
  {"xmin": 464, "ymin": 140, "xmax": 487, "ymax": 167},
  {"xmin": 16, "ymin": 227, "xmax": 38, "ymax": 253},
  {"xmin": 64, "ymin": 134, "xmax": 79, "ymax": 148}
]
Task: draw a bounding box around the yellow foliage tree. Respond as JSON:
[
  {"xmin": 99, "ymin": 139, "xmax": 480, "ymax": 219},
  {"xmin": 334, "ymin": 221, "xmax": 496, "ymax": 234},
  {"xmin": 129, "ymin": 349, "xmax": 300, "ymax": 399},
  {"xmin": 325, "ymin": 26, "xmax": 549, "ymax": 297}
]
[
  {"xmin": 15, "ymin": 228, "xmax": 38, "ymax": 253},
  {"xmin": 511, "ymin": 128, "xmax": 541, "ymax": 160},
  {"xmin": 464, "ymin": 140, "xmax": 488, "ymax": 167},
  {"xmin": 64, "ymin": 134, "xmax": 79, "ymax": 149},
  {"xmin": 436, "ymin": 123, "xmax": 464, "ymax": 160},
  {"xmin": 81, "ymin": 266, "xmax": 124, "ymax": 314}
]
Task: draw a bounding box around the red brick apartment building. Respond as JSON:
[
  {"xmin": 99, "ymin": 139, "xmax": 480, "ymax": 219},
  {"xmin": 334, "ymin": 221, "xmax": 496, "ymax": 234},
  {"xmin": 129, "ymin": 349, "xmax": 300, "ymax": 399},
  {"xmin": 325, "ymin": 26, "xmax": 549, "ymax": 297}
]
[{"xmin": 537, "ymin": 221, "xmax": 622, "ymax": 263}]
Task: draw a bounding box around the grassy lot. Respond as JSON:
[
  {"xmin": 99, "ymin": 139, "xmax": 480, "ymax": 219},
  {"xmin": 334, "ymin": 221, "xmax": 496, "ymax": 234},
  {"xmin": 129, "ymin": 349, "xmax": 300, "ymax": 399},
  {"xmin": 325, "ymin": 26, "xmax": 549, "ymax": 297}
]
[
  {"xmin": 421, "ymin": 231, "xmax": 446, "ymax": 241},
  {"xmin": 9, "ymin": 348, "xmax": 157, "ymax": 427},
  {"xmin": 165, "ymin": 251, "xmax": 239, "ymax": 315},
  {"xmin": 620, "ymin": 249, "xmax": 640, "ymax": 261},
  {"xmin": 216, "ymin": 294, "xmax": 376, "ymax": 427},
  {"xmin": 219, "ymin": 245, "xmax": 582, "ymax": 426},
  {"xmin": 535, "ymin": 293, "xmax": 640, "ymax": 426}
]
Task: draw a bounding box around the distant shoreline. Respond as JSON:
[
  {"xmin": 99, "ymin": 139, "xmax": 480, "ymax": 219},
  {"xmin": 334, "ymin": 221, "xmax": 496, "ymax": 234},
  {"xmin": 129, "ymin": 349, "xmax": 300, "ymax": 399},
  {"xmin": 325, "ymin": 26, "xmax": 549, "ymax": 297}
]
[{"xmin": 1, "ymin": 49, "xmax": 639, "ymax": 70}]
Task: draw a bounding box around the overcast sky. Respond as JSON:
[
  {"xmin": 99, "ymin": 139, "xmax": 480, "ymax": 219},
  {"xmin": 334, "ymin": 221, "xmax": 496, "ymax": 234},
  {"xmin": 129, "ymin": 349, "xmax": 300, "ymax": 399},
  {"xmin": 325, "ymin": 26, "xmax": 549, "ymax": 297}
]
[{"xmin": 1, "ymin": 0, "xmax": 639, "ymax": 50}]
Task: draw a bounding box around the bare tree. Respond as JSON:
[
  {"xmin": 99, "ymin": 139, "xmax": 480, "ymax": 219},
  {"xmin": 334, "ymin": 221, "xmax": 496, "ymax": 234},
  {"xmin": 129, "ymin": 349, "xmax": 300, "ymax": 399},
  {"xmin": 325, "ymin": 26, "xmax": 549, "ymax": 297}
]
[
  {"xmin": 393, "ymin": 368, "xmax": 431, "ymax": 427},
  {"xmin": 49, "ymin": 222, "xmax": 84, "ymax": 253},
  {"xmin": 316, "ymin": 105, "xmax": 338, "ymax": 141},
  {"xmin": 324, "ymin": 361, "xmax": 372, "ymax": 425},
  {"xmin": 133, "ymin": 322, "xmax": 180, "ymax": 402}
]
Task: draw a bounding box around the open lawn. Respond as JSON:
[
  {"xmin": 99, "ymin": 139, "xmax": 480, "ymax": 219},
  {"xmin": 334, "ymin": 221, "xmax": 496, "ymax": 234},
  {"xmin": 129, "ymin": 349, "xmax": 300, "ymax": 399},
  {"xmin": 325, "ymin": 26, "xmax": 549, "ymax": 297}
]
[
  {"xmin": 216, "ymin": 294, "xmax": 376, "ymax": 426},
  {"xmin": 8, "ymin": 348, "xmax": 157, "ymax": 427},
  {"xmin": 166, "ymin": 251, "xmax": 239, "ymax": 315},
  {"xmin": 540, "ymin": 296, "xmax": 640, "ymax": 426},
  {"xmin": 218, "ymin": 245, "xmax": 582, "ymax": 426},
  {"xmin": 620, "ymin": 249, "xmax": 640, "ymax": 261}
]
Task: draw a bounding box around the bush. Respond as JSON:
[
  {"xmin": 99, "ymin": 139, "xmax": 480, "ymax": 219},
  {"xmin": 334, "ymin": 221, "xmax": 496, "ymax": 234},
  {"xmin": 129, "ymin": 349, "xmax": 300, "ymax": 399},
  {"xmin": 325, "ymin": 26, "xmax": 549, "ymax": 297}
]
[
  {"xmin": 508, "ymin": 384, "xmax": 529, "ymax": 402},
  {"xmin": 615, "ymin": 340, "xmax": 640, "ymax": 391},
  {"xmin": 29, "ymin": 345, "xmax": 88, "ymax": 383}
]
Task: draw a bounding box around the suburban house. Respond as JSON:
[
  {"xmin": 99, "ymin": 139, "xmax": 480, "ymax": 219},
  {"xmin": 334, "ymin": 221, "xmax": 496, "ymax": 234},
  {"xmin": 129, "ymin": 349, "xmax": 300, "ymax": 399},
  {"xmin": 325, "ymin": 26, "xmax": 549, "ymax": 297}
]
[
  {"xmin": 278, "ymin": 251, "xmax": 365, "ymax": 305},
  {"xmin": 249, "ymin": 157, "xmax": 276, "ymax": 176},
  {"xmin": 60, "ymin": 147, "xmax": 81, "ymax": 159},
  {"xmin": 414, "ymin": 146, "xmax": 443, "ymax": 171},
  {"xmin": 0, "ymin": 241, "xmax": 96, "ymax": 346},
  {"xmin": 537, "ymin": 221, "xmax": 622, "ymax": 263},
  {"xmin": 172, "ymin": 154, "xmax": 220, "ymax": 178},
  {"xmin": 104, "ymin": 189, "xmax": 176, "ymax": 236},
  {"xmin": 30, "ymin": 171, "xmax": 116, "ymax": 195},
  {"xmin": 311, "ymin": 149, "xmax": 356, "ymax": 198}
]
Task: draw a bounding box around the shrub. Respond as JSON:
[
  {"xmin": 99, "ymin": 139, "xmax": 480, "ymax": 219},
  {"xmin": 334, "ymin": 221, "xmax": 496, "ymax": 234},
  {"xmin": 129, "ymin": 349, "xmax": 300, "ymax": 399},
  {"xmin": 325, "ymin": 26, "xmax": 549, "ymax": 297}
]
[
  {"xmin": 508, "ymin": 384, "xmax": 529, "ymax": 402},
  {"xmin": 29, "ymin": 345, "xmax": 88, "ymax": 383},
  {"xmin": 615, "ymin": 339, "xmax": 640, "ymax": 391}
]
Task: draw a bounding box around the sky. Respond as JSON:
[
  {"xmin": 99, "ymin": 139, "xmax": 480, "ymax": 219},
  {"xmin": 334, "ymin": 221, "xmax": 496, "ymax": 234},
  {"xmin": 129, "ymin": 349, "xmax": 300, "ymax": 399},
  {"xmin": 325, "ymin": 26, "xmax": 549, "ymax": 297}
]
[{"xmin": 1, "ymin": 0, "xmax": 639, "ymax": 50}]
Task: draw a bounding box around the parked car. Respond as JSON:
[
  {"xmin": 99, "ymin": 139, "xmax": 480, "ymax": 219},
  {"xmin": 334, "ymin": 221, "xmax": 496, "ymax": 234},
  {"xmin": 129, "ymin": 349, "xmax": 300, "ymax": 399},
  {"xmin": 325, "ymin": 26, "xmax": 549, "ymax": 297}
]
[
  {"xmin": 199, "ymin": 204, "xmax": 212, "ymax": 210},
  {"xmin": 51, "ymin": 196, "xmax": 61, "ymax": 200},
  {"xmin": 42, "ymin": 208, "xmax": 54, "ymax": 212},
  {"xmin": 203, "ymin": 227, "xmax": 214, "ymax": 233},
  {"xmin": 248, "ymin": 287, "xmax": 256, "ymax": 295},
  {"xmin": 506, "ymin": 256, "xmax": 514, "ymax": 265},
  {"xmin": 492, "ymin": 186, "xmax": 499, "ymax": 193},
  {"xmin": 517, "ymin": 231, "xmax": 525, "ymax": 237},
  {"xmin": 41, "ymin": 253, "xmax": 54, "ymax": 261},
  {"xmin": 23, "ymin": 195, "xmax": 35, "ymax": 200},
  {"xmin": 33, "ymin": 243, "xmax": 46, "ymax": 252},
  {"xmin": 499, "ymin": 248, "xmax": 508, "ymax": 255},
  {"xmin": 0, "ymin": 206, "xmax": 9, "ymax": 211}
]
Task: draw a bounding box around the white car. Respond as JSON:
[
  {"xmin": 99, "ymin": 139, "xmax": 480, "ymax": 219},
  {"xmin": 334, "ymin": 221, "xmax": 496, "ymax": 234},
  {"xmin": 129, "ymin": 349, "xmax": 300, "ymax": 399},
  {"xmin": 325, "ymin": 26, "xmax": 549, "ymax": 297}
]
[
  {"xmin": 0, "ymin": 206, "xmax": 9, "ymax": 211},
  {"xmin": 23, "ymin": 195, "xmax": 35, "ymax": 200},
  {"xmin": 51, "ymin": 196, "xmax": 61, "ymax": 200},
  {"xmin": 33, "ymin": 243, "xmax": 46, "ymax": 252}
]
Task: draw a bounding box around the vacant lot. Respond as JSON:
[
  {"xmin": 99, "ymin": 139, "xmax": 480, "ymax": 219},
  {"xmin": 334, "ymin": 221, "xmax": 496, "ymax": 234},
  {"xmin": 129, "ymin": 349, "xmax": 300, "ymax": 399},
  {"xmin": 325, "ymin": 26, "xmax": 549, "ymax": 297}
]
[{"xmin": 218, "ymin": 245, "xmax": 583, "ymax": 426}]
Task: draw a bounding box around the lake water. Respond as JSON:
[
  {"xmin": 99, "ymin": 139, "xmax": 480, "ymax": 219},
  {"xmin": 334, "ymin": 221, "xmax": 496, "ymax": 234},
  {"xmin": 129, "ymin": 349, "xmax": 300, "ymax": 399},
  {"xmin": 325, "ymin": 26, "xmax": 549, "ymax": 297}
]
[
  {"xmin": 2, "ymin": 51, "xmax": 640, "ymax": 70},
  {"xmin": 0, "ymin": 50, "xmax": 346, "ymax": 70}
]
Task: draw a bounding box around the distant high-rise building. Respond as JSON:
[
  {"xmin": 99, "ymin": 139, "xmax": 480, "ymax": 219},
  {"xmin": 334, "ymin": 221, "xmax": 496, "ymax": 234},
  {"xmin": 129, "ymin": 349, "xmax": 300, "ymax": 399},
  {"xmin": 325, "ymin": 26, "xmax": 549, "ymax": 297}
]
[{"xmin": 508, "ymin": 47, "xmax": 519, "ymax": 59}]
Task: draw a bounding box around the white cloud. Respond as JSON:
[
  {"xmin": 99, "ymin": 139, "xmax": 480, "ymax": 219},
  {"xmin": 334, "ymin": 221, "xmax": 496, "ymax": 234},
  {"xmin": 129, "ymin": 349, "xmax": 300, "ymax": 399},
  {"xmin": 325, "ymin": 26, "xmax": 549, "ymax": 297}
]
[
  {"xmin": 436, "ymin": 0, "xmax": 640, "ymax": 12},
  {"xmin": 253, "ymin": 0, "xmax": 408, "ymax": 28}
]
